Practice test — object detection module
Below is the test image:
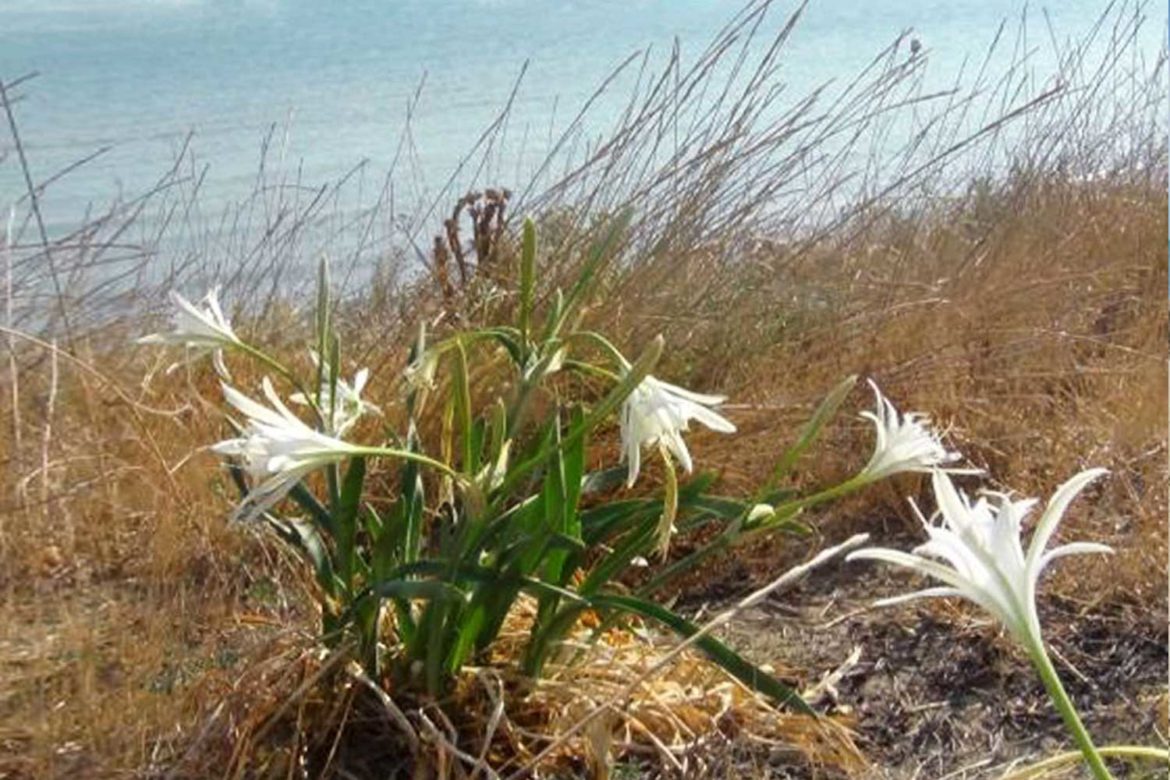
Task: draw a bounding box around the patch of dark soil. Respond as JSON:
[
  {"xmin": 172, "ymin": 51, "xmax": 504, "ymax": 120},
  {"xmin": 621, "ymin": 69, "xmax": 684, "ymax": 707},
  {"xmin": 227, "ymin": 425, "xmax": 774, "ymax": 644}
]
[
  {"xmin": 838, "ymin": 606, "xmax": 1165, "ymax": 775},
  {"xmin": 708, "ymin": 557, "xmax": 1168, "ymax": 779}
]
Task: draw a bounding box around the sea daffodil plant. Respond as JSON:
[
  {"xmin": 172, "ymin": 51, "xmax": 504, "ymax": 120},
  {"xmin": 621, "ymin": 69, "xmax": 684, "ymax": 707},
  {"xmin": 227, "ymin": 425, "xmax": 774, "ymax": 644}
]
[{"xmin": 138, "ymin": 215, "xmax": 980, "ymax": 711}]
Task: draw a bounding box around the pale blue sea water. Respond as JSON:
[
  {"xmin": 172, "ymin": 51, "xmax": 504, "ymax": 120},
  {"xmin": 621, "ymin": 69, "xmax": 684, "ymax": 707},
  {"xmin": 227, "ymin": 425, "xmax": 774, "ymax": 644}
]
[{"xmin": 2, "ymin": 0, "xmax": 1164, "ymax": 234}]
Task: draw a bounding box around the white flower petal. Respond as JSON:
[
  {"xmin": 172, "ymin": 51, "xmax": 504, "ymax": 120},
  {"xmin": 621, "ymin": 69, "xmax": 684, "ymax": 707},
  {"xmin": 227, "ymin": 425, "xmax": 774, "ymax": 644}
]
[
  {"xmin": 262, "ymin": 377, "xmax": 303, "ymax": 424},
  {"xmin": 290, "ymin": 358, "xmax": 376, "ymax": 435},
  {"xmin": 872, "ymin": 586, "xmax": 964, "ymax": 608},
  {"xmin": 651, "ymin": 378, "xmax": 727, "ymax": 406},
  {"xmin": 625, "ymin": 420, "xmax": 643, "ymax": 487},
  {"xmin": 170, "ymin": 290, "xmax": 206, "ymax": 323},
  {"xmin": 210, "ymin": 438, "xmax": 248, "ymax": 457},
  {"xmin": 1036, "ymin": 542, "xmax": 1113, "ymax": 573},
  {"xmin": 352, "ymin": 367, "xmax": 369, "ymax": 396},
  {"xmin": 664, "ymin": 430, "xmax": 693, "ymax": 474},
  {"xmin": 222, "ymin": 382, "xmax": 289, "ymax": 429},
  {"xmin": 685, "ymin": 402, "xmax": 737, "ymax": 434},
  {"xmin": 847, "ymin": 547, "xmax": 973, "ymax": 592},
  {"xmin": 1025, "ymin": 468, "xmax": 1108, "ymax": 572},
  {"xmin": 205, "ymin": 289, "xmax": 232, "ymax": 332},
  {"xmin": 210, "ymin": 350, "xmax": 230, "ymax": 381},
  {"xmin": 231, "ymin": 472, "xmax": 302, "ymax": 524}
]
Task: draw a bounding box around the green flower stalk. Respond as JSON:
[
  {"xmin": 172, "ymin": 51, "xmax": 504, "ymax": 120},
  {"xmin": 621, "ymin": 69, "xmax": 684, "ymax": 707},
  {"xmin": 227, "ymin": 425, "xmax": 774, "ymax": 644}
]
[{"xmin": 848, "ymin": 468, "xmax": 1116, "ymax": 780}]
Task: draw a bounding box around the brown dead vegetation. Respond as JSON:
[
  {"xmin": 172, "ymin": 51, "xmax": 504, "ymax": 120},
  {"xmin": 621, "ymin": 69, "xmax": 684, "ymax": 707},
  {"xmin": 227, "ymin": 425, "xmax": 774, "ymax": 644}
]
[{"xmin": 0, "ymin": 1, "xmax": 1165, "ymax": 776}]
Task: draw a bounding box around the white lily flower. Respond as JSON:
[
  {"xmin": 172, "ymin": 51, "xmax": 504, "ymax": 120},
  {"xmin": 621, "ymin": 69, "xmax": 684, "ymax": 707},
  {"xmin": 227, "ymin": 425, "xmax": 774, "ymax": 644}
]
[
  {"xmin": 859, "ymin": 380, "xmax": 978, "ymax": 481},
  {"xmin": 290, "ymin": 353, "xmax": 379, "ymax": 435},
  {"xmin": 847, "ymin": 468, "xmax": 1113, "ymax": 644},
  {"xmin": 212, "ymin": 377, "xmax": 362, "ymax": 523},
  {"xmin": 620, "ymin": 375, "xmax": 736, "ymax": 487},
  {"xmin": 137, "ymin": 288, "xmax": 242, "ymax": 377}
]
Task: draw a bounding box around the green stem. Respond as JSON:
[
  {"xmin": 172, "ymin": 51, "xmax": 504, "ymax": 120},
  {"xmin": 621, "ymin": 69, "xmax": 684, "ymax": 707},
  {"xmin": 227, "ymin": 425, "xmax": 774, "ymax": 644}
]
[
  {"xmin": 230, "ymin": 340, "xmax": 330, "ymax": 427},
  {"xmin": 1024, "ymin": 635, "xmax": 1114, "ymax": 780},
  {"xmin": 774, "ymin": 474, "xmax": 867, "ymax": 516},
  {"xmin": 351, "ymin": 445, "xmax": 460, "ymax": 480},
  {"xmin": 233, "ymin": 340, "xmax": 298, "ymax": 387}
]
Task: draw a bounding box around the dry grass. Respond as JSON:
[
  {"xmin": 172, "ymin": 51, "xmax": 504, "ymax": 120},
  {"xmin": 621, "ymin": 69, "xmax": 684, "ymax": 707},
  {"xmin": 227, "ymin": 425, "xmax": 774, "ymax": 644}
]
[
  {"xmin": 613, "ymin": 170, "xmax": 1168, "ymax": 607},
  {"xmin": 159, "ymin": 593, "xmax": 866, "ymax": 779},
  {"xmin": 1, "ymin": 1, "xmax": 1166, "ymax": 776}
]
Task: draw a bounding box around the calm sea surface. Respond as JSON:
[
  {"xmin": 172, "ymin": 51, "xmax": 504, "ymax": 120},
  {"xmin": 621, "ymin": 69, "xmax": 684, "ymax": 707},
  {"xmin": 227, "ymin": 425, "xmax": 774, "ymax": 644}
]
[{"xmin": 0, "ymin": 0, "xmax": 1164, "ymax": 233}]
